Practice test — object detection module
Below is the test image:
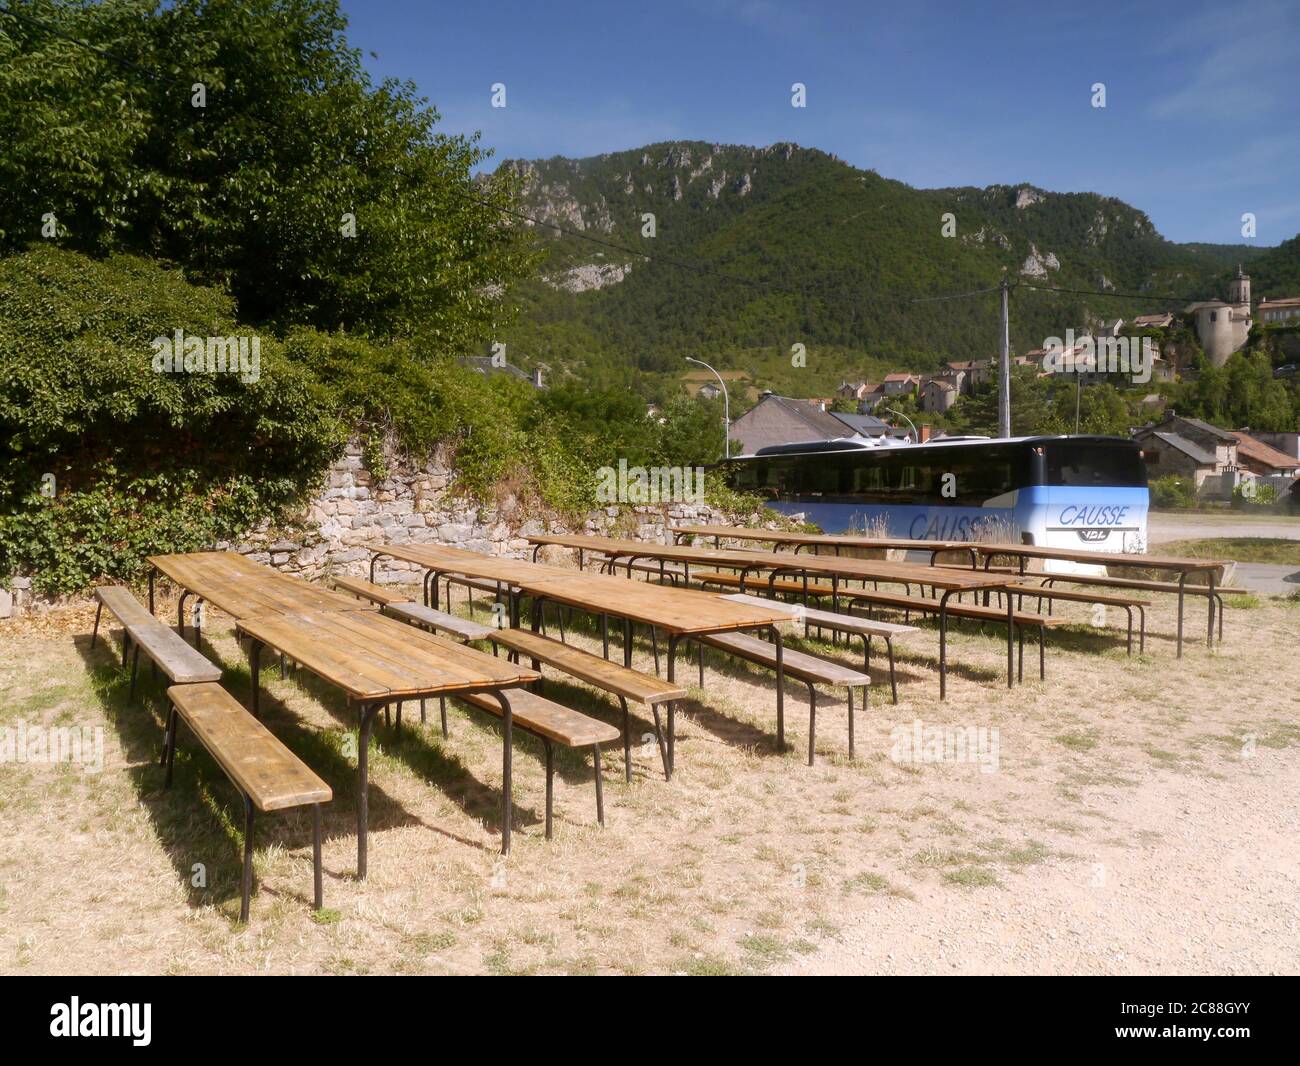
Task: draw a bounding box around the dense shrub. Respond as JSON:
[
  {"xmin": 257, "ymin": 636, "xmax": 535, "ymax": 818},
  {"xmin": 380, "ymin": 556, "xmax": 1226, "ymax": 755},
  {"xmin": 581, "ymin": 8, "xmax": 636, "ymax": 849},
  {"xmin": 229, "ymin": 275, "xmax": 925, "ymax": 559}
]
[
  {"xmin": 1148, "ymin": 475, "xmax": 1197, "ymax": 510},
  {"xmin": 0, "ymin": 247, "xmax": 345, "ymax": 592}
]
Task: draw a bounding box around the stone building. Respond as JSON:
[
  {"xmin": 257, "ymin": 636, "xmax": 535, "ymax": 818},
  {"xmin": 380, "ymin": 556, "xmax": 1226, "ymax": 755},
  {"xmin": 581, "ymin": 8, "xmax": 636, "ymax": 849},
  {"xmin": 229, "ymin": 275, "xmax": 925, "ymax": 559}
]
[{"xmin": 1185, "ymin": 266, "xmax": 1252, "ymax": 367}]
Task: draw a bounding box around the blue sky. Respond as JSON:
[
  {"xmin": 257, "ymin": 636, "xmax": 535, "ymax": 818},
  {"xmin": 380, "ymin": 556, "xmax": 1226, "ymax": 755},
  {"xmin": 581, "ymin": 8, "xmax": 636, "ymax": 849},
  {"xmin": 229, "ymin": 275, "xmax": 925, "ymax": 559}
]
[{"xmin": 341, "ymin": 0, "xmax": 1299, "ymax": 245}]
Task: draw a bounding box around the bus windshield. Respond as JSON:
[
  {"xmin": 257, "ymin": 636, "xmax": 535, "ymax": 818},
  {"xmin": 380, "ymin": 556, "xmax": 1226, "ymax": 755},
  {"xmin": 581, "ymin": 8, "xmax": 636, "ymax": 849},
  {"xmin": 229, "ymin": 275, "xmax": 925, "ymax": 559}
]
[{"xmin": 1043, "ymin": 442, "xmax": 1147, "ymax": 488}]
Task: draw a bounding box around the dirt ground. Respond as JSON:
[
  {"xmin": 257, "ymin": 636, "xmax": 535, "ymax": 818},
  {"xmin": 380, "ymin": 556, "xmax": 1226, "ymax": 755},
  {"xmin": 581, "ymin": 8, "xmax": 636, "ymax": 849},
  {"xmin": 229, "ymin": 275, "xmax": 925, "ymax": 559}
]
[{"xmin": 1, "ymin": 575, "xmax": 1297, "ymax": 976}]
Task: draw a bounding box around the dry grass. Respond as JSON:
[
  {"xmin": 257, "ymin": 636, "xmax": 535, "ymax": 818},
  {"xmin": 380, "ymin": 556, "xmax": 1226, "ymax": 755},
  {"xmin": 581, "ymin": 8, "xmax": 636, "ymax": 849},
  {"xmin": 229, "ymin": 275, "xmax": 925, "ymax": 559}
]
[{"xmin": 0, "ymin": 577, "xmax": 1297, "ymax": 975}]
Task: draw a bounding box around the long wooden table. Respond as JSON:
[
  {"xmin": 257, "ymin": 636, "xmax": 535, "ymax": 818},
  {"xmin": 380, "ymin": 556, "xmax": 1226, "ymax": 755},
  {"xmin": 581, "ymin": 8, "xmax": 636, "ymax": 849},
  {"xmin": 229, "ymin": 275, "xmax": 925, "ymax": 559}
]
[
  {"xmin": 149, "ymin": 551, "xmax": 541, "ymax": 866},
  {"xmin": 671, "ymin": 524, "xmax": 978, "ymax": 564},
  {"xmin": 973, "ymin": 543, "xmax": 1229, "ymax": 657},
  {"xmin": 236, "ymin": 609, "xmax": 538, "ymax": 866},
  {"xmin": 368, "ymin": 543, "xmax": 798, "ymax": 756},
  {"xmin": 528, "ymin": 534, "xmax": 1020, "ymax": 698}
]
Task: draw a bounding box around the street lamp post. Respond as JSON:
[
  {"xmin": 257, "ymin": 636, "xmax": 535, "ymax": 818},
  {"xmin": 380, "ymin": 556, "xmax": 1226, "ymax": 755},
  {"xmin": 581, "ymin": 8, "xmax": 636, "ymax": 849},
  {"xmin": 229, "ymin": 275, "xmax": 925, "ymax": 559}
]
[
  {"xmin": 883, "ymin": 407, "xmax": 918, "ymax": 442},
  {"xmin": 685, "ymin": 357, "xmax": 731, "ymax": 458}
]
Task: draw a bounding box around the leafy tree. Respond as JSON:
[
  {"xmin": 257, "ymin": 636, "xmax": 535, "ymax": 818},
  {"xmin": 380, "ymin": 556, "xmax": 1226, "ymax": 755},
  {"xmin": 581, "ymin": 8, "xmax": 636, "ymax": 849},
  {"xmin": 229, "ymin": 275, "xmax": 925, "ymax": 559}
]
[{"xmin": 0, "ymin": 0, "xmax": 537, "ymax": 342}]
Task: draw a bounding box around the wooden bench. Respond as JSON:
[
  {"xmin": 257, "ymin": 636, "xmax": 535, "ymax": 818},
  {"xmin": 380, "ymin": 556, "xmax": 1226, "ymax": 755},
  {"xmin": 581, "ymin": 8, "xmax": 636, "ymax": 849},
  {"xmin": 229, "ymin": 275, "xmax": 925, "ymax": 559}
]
[
  {"xmin": 1006, "ymin": 583, "xmax": 1149, "ymax": 654},
  {"xmin": 332, "ymin": 574, "xmax": 414, "ymax": 608},
  {"xmin": 694, "ymin": 631, "xmax": 873, "ymax": 766},
  {"xmin": 1032, "ymin": 572, "xmax": 1249, "ymax": 643},
  {"xmin": 834, "ymin": 587, "xmax": 1065, "ymax": 683},
  {"xmin": 721, "ymin": 592, "xmax": 917, "ymax": 703},
  {"xmin": 454, "ymin": 687, "xmax": 620, "ymax": 838},
  {"xmin": 93, "ymin": 586, "xmax": 222, "ymax": 699},
  {"xmin": 590, "ymin": 554, "xmax": 688, "ymax": 584},
  {"xmin": 164, "ymin": 683, "xmax": 331, "ymax": 922},
  {"xmin": 488, "ymin": 627, "xmax": 685, "ymax": 781}
]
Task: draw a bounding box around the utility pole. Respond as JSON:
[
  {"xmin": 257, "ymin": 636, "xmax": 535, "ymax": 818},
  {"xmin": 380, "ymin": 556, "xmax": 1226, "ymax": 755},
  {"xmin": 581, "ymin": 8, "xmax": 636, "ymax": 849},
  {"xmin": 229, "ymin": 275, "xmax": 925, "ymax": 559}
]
[{"xmin": 998, "ymin": 276, "xmax": 1011, "ymax": 438}]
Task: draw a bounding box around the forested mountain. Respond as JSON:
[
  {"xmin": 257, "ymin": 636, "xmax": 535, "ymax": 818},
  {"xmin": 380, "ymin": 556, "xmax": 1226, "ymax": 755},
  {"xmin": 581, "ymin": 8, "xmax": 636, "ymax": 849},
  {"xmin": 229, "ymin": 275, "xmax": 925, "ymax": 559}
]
[{"xmin": 491, "ymin": 141, "xmax": 1280, "ymax": 404}]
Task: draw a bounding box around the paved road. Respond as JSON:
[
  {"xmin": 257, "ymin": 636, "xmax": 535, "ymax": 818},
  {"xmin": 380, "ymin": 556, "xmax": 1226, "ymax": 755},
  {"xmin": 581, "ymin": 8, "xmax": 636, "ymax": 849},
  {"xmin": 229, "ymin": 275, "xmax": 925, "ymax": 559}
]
[
  {"xmin": 1148, "ymin": 510, "xmax": 1300, "ymax": 542},
  {"xmin": 1232, "ymin": 563, "xmax": 1300, "ymax": 596}
]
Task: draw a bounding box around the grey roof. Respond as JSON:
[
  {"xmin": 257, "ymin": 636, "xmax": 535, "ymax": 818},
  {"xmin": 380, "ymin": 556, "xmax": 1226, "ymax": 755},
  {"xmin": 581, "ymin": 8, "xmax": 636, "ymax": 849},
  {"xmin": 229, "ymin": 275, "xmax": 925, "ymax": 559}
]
[
  {"xmin": 764, "ymin": 395, "xmax": 855, "ymax": 439},
  {"xmin": 830, "ymin": 411, "xmax": 894, "ymax": 436},
  {"xmin": 1173, "ymin": 415, "xmax": 1235, "ymax": 442},
  {"xmin": 1149, "ymin": 431, "xmax": 1217, "ymax": 466}
]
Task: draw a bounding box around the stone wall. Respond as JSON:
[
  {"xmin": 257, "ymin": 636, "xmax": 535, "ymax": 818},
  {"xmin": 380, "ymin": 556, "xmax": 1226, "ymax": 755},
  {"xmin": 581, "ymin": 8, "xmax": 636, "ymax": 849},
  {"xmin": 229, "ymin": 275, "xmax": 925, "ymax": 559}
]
[{"xmin": 226, "ymin": 439, "xmax": 765, "ymax": 591}]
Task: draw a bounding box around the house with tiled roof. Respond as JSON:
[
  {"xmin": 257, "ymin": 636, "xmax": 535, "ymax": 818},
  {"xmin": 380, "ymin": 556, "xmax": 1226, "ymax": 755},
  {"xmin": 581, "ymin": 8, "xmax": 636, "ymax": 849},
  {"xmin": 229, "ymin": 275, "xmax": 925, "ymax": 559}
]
[
  {"xmin": 881, "ymin": 373, "xmax": 921, "ymax": 397},
  {"xmin": 919, "ymin": 377, "xmax": 957, "ymax": 413},
  {"xmin": 1231, "ymin": 432, "xmax": 1300, "ymax": 478},
  {"xmin": 1258, "ymin": 296, "xmax": 1300, "ymax": 326},
  {"xmin": 1133, "ymin": 414, "xmax": 1240, "ymax": 495}
]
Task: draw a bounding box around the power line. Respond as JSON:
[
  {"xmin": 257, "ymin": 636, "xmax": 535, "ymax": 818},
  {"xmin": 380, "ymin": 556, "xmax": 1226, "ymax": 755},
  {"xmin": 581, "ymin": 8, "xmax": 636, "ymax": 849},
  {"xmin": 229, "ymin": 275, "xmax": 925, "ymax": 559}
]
[
  {"xmin": 909, "ymin": 283, "xmax": 1002, "ymax": 304},
  {"xmin": 1017, "ymin": 280, "xmax": 1197, "ymax": 304}
]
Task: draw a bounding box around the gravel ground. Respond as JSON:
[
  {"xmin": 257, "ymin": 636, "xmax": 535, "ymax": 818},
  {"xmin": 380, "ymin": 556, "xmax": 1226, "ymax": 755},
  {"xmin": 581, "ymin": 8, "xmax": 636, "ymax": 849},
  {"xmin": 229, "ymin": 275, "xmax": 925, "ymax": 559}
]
[{"xmin": 778, "ymin": 746, "xmax": 1300, "ymax": 975}]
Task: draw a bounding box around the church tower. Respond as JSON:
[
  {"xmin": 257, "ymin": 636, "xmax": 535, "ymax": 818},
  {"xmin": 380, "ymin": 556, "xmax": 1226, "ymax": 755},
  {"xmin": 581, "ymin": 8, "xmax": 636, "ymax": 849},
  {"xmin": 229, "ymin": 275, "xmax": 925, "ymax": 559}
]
[{"xmin": 1228, "ymin": 264, "xmax": 1251, "ymax": 307}]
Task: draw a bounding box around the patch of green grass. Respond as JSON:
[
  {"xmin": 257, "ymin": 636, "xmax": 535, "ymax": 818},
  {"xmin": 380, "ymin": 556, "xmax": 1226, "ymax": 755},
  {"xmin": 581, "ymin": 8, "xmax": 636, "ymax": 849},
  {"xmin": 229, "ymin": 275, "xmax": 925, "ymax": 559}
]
[
  {"xmin": 943, "ymin": 866, "xmax": 1000, "ymax": 888},
  {"xmin": 1055, "ymin": 730, "xmax": 1099, "ymax": 752},
  {"xmin": 310, "ymin": 908, "xmax": 342, "ymax": 925},
  {"xmin": 677, "ymin": 954, "xmax": 743, "ymax": 976},
  {"xmin": 739, "ymin": 933, "xmax": 792, "ymax": 963},
  {"xmin": 1158, "ymin": 538, "xmax": 1300, "ymax": 566}
]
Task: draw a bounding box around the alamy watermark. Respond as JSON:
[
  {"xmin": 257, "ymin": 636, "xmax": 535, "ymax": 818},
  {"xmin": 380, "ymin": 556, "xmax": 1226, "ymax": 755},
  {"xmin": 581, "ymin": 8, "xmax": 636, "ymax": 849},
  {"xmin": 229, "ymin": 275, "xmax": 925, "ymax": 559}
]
[
  {"xmin": 1042, "ymin": 329, "xmax": 1152, "ymax": 384},
  {"xmin": 889, "ymin": 718, "xmax": 1000, "ymax": 774},
  {"xmin": 595, "ymin": 459, "xmax": 705, "ymax": 504},
  {"xmin": 0, "ymin": 721, "xmax": 104, "ymax": 773},
  {"xmin": 151, "ymin": 329, "xmax": 260, "ymax": 383}
]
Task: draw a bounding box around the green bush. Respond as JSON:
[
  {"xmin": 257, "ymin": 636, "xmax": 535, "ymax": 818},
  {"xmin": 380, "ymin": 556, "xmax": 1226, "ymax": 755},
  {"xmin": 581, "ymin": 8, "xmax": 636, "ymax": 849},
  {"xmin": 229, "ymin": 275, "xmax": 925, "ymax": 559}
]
[
  {"xmin": 1149, "ymin": 475, "xmax": 1197, "ymax": 509},
  {"xmin": 0, "ymin": 247, "xmax": 345, "ymax": 593}
]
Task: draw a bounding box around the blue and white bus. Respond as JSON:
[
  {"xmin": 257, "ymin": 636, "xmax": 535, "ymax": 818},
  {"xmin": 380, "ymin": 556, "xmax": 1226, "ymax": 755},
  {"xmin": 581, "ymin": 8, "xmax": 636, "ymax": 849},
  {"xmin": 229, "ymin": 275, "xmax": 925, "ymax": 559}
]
[{"xmin": 723, "ymin": 435, "xmax": 1149, "ymax": 553}]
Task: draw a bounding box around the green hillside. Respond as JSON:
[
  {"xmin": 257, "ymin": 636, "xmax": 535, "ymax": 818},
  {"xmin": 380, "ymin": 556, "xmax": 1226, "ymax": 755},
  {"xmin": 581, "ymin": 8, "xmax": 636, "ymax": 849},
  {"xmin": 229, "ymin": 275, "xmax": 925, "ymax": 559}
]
[{"xmin": 492, "ymin": 141, "xmax": 1285, "ymax": 403}]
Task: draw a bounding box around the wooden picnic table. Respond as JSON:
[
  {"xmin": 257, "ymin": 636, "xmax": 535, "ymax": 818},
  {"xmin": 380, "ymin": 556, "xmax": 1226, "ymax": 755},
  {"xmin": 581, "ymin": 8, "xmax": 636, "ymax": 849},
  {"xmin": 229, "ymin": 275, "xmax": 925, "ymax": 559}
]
[
  {"xmin": 150, "ymin": 551, "xmax": 540, "ymax": 866},
  {"xmin": 671, "ymin": 524, "xmax": 978, "ymax": 564},
  {"xmin": 528, "ymin": 534, "xmax": 1022, "ymax": 698},
  {"xmin": 972, "ymin": 543, "xmax": 1231, "ymax": 657},
  {"xmin": 149, "ymin": 551, "xmax": 369, "ymax": 629},
  {"xmin": 369, "ymin": 543, "xmax": 801, "ymax": 753},
  {"xmin": 235, "ymin": 608, "xmax": 538, "ymax": 867}
]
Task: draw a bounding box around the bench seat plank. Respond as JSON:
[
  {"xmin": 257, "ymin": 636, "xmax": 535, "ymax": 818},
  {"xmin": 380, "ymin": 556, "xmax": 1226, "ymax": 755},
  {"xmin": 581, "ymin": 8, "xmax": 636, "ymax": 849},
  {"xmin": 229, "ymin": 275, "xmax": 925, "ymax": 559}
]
[
  {"xmin": 490, "ymin": 629, "xmax": 686, "ymax": 705},
  {"xmin": 167, "ymin": 683, "xmax": 331, "ymax": 811},
  {"xmin": 95, "ymin": 586, "xmax": 158, "ymax": 629},
  {"xmin": 333, "ymin": 575, "xmax": 415, "ymax": 607},
  {"xmin": 720, "ymin": 592, "xmax": 918, "ymax": 637},
  {"xmin": 383, "ymin": 602, "xmax": 494, "ymax": 642},
  {"xmin": 456, "ymin": 688, "xmax": 621, "ymax": 748},
  {"xmin": 1031, "ymin": 573, "xmax": 1249, "ymax": 596},
  {"xmin": 699, "ymin": 631, "xmax": 872, "ymax": 687},
  {"xmin": 126, "ymin": 621, "xmax": 223, "ymax": 683},
  {"xmin": 1006, "ymin": 584, "xmax": 1150, "ymax": 607}
]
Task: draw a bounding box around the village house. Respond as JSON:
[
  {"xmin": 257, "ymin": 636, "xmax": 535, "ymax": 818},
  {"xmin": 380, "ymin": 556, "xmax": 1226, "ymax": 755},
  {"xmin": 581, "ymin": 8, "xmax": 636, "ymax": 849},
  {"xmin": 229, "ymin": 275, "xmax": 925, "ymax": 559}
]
[
  {"xmin": 1133, "ymin": 414, "xmax": 1240, "ymax": 497},
  {"xmin": 1258, "ymin": 296, "xmax": 1300, "ymax": 326},
  {"xmin": 836, "ymin": 380, "xmax": 874, "ymax": 401},
  {"xmin": 728, "ymin": 392, "xmax": 909, "ymax": 453},
  {"xmin": 1230, "ymin": 431, "xmax": 1300, "ymax": 479},
  {"xmin": 919, "ymin": 377, "xmax": 957, "ymax": 413},
  {"xmin": 881, "ymin": 372, "xmax": 921, "ymax": 397}
]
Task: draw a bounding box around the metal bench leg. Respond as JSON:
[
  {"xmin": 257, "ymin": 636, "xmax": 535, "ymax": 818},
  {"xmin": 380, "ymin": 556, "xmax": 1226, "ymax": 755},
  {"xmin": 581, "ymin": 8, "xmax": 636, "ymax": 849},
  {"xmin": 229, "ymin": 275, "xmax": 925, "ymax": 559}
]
[
  {"xmin": 619, "ymin": 696, "xmax": 631, "ymax": 782},
  {"xmin": 601, "ymin": 614, "xmax": 609, "ymax": 659},
  {"xmin": 92, "ymin": 601, "xmax": 103, "ymax": 649},
  {"xmin": 129, "ymin": 644, "xmax": 141, "ymax": 701},
  {"xmin": 697, "ymin": 642, "xmax": 705, "ymax": 687},
  {"xmin": 1124, "ymin": 606, "xmax": 1133, "ymax": 656},
  {"xmin": 395, "ymin": 701, "xmax": 402, "ymax": 735},
  {"xmin": 1039, "ymin": 624, "xmax": 1046, "ymax": 680},
  {"xmin": 651, "ymin": 627, "xmax": 660, "ymax": 675},
  {"xmin": 312, "ymin": 804, "xmax": 323, "ymax": 911},
  {"xmin": 440, "ymin": 697, "xmax": 449, "ymax": 738},
  {"xmin": 805, "ymin": 683, "xmax": 817, "ymax": 766},
  {"xmin": 1139, "ymin": 607, "xmax": 1147, "ymax": 654},
  {"xmin": 1017, "ymin": 623, "xmax": 1024, "ymax": 683},
  {"xmin": 886, "ymin": 637, "xmax": 898, "ymax": 704},
  {"xmin": 419, "ymin": 698, "xmax": 427, "ymax": 724},
  {"xmin": 240, "ymin": 795, "xmax": 255, "ymax": 923},
  {"xmin": 163, "ymin": 701, "xmax": 178, "ymax": 783},
  {"xmin": 357, "ymin": 701, "xmax": 381, "ymax": 877},
  {"xmin": 543, "ymin": 739, "xmax": 554, "ymax": 840},
  {"xmin": 593, "ymin": 743, "xmax": 605, "ymax": 827},
  {"xmin": 121, "ymin": 628, "xmax": 131, "ymax": 669},
  {"xmin": 650, "ymin": 702, "xmax": 670, "ymax": 780},
  {"xmin": 846, "ymin": 687, "xmax": 854, "ymax": 758}
]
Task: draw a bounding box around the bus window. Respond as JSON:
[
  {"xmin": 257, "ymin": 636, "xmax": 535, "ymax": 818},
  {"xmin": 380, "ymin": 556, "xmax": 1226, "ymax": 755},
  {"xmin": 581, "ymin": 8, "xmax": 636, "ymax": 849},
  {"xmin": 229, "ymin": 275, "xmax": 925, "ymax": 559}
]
[{"xmin": 1045, "ymin": 444, "xmax": 1146, "ymax": 487}]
